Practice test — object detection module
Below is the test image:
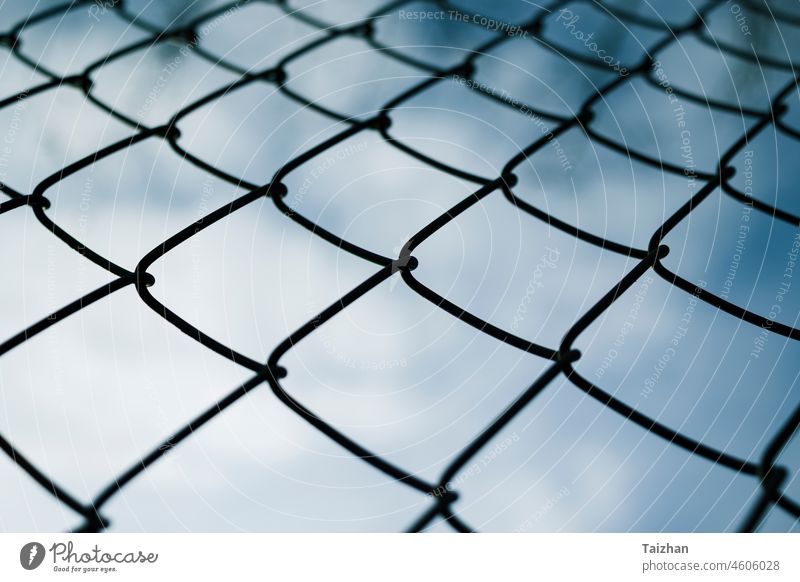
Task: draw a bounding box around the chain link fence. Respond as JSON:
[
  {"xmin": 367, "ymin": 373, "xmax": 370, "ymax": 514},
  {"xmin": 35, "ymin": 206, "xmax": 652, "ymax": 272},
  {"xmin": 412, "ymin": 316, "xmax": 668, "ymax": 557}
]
[{"xmin": 0, "ymin": 0, "xmax": 799, "ymax": 532}]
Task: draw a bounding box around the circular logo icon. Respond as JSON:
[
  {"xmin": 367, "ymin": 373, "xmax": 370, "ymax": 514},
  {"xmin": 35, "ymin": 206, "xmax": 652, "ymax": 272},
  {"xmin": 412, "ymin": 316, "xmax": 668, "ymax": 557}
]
[{"xmin": 20, "ymin": 542, "xmax": 46, "ymax": 570}]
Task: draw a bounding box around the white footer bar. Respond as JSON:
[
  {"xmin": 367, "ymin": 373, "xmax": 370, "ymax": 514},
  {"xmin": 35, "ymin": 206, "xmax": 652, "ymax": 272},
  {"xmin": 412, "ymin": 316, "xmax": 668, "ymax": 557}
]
[{"xmin": 1, "ymin": 533, "xmax": 796, "ymax": 581}]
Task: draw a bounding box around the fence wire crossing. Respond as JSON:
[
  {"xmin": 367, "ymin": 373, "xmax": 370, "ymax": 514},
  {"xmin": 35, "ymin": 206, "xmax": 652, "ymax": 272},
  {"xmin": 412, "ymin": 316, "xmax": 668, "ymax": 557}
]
[{"xmin": 0, "ymin": 0, "xmax": 799, "ymax": 533}]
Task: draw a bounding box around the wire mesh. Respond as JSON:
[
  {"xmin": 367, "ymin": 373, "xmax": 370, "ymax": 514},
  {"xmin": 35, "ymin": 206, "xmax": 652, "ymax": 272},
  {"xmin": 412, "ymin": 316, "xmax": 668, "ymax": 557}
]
[{"xmin": 0, "ymin": 0, "xmax": 799, "ymax": 533}]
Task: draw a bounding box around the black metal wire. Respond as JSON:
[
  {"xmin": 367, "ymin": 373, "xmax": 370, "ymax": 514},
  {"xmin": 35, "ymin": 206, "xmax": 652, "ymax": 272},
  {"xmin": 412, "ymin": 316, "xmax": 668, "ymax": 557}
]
[{"xmin": 0, "ymin": 0, "xmax": 798, "ymax": 534}]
